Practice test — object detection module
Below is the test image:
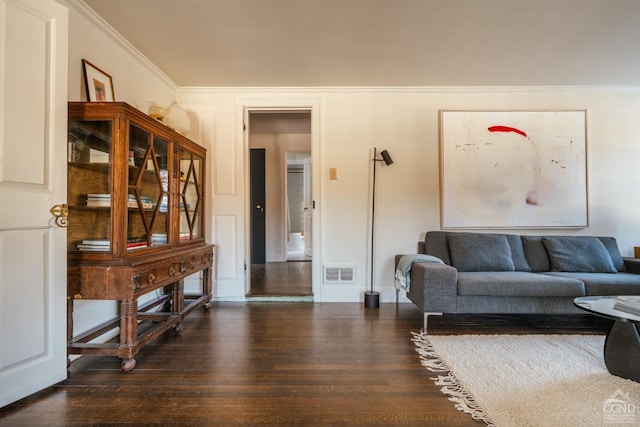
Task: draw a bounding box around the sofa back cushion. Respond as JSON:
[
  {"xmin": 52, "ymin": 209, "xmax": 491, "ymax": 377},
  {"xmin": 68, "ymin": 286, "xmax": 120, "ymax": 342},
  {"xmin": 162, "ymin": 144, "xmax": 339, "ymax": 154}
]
[
  {"xmin": 424, "ymin": 231, "xmax": 452, "ymax": 264},
  {"xmin": 503, "ymin": 234, "xmax": 532, "ymax": 272},
  {"xmin": 425, "ymin": 231, "xmax": 531, "ymax": 271},
  {"xmin": 542, "ymin": 236, "xmax": 617, "ymax": 273},
  {"xmin": 521, "ymin": 236, "xmax": 551, "ymax": 272},
  {"xmin": 598, "ymin": 236, "xmax": 626, "ymax": 272},
  {"xmin": 447, "ymin": 233, "xmax": 515, "ymax": 272}
]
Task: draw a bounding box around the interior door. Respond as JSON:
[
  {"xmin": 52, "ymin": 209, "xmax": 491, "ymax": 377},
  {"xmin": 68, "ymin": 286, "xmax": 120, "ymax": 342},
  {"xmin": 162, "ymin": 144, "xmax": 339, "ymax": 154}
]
[
  {"xmin": 0, "ymin": 0, "xmax": 68, "ymax": 407},
  {"xmin": 250, "ymin": 149, "xmax": 266, "ymax": 264},
  {"xmin": 303, "ymin": 157, "xmax": 313, "ymax": 257}
]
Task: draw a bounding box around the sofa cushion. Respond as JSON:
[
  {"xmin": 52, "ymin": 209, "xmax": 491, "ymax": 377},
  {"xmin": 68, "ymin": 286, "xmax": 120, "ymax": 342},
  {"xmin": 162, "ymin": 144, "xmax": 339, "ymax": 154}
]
[
  {"xmin": 447, "ymin": 233, "xmax": 515, "ymax": 272},
  {"xmin": 521, "ymin": 236, "xmax": 551, "ymax": 272},
  {"xmin": 542, "ymin": 236, "xmax": 617, "ymax": 273},
  {"xmin": 598, "ymin": 237, "xmax": 626, "ymax": 272},
  {"xmin": 544, "ymin": 272, "xmax": 640, "ymax": 295},
  {"xmin": 424, "ymin": 231, "xmax": 452, "ymax": 265},
  {"xmin": 503, "ymin": 234, "xmax": 532, "ymax": 272},
  {"xmin": 457, "ymin": 272, "xmax": 586, "ymax": 297}
]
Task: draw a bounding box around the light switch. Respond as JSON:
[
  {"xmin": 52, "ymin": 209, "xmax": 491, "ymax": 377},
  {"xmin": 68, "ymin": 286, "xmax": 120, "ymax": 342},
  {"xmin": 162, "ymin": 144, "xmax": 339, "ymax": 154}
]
[{"xmin": 329, "ymin": 168, "xmax": 338, "ymax": 180}]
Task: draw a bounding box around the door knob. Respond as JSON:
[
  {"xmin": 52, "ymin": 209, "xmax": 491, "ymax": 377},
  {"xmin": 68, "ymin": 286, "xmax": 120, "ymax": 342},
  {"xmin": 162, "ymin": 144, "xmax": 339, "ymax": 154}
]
[
  {"xmin": 50, "ymin": 204, "xmax": 68, "ymax": 227},
  {"xmin": 256, "ymin": 205, "xmax": 264, "ymax": 212}
]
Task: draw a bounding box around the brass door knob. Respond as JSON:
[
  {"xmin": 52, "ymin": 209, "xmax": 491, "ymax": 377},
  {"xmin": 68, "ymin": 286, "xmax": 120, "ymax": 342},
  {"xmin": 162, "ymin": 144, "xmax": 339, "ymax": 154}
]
[{"xmin": 50, "ymin": 204, "xmax": 69, "ymax": 227}]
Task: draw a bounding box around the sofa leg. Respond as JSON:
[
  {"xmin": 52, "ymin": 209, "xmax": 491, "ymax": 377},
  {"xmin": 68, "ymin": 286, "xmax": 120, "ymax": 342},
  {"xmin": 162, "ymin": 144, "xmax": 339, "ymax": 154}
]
[{"xmin": 423, "ymin": 312, "xmax": 443, "ymax": 335}]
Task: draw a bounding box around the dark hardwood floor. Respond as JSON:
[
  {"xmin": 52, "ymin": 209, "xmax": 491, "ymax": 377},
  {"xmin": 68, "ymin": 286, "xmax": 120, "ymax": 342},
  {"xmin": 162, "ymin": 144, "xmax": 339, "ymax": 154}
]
[{"xmin": 0, "ymin": 302, "xmax": 610, "ymax": 426}]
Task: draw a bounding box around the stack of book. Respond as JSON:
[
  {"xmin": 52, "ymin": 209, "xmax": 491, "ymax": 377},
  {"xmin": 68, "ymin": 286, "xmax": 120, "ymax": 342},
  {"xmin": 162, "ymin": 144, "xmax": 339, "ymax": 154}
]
[
  {"xmin": 76, "ymin": 238, "xmax": 150, "ymax": 251},
  {"xmin": 613, "ymin": 296, "xmax": 640, "ymax": 316},
  {"xmin": 85, "ymin": 194, "xmax": 154, "ymax": 209},
  {"xmin": 86, "ymin": 194, "xmax": 111, "ymax": 207},
  {"xmin": 126, "ymin": 237, "xmax": 148, "ymax": 250},
  {"xmin": 77, "ymin": 239, "xmax": 110, "ymax": 251},
  {"xmin": 136, "ymin": 195, "xmax": 154, "ymax": 210},
  {"xmin": 152, "ymin": 233, "xmax": 167, "ymax": 244}
]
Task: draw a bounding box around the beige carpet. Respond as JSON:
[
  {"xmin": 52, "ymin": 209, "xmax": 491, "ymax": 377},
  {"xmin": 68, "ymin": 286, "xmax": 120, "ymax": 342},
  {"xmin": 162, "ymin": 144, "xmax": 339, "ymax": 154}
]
[{"xmin": 412, "ymin": 333, "xmax": 640, "ymax": 426}]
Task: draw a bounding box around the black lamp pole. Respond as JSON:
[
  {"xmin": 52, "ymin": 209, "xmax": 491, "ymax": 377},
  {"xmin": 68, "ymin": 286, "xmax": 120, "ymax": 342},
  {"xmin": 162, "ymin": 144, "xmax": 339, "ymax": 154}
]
[{"xmin": 365, "ymin": 147, "xmax": 393, "ymax": 308}]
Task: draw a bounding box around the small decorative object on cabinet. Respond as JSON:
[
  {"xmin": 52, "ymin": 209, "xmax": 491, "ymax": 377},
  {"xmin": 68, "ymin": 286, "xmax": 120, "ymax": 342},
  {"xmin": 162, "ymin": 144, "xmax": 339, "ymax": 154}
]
[{"xmin": 66, "ymin": 102, "xmax": 214, "ymax": 371}]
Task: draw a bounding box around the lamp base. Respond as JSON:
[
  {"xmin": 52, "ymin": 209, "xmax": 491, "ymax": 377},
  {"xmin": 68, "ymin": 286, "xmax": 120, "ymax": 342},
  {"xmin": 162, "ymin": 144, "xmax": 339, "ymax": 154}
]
[{"xmin": 364, "ymin": 291, "xmax": 380, "ymax": 308}]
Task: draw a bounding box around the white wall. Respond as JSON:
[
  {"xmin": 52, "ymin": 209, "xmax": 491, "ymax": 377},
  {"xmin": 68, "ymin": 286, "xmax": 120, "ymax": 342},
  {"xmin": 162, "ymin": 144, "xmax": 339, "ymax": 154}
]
[{"xmin": 179, "ymin": 87, "xmax": 640, "ymax": 303}]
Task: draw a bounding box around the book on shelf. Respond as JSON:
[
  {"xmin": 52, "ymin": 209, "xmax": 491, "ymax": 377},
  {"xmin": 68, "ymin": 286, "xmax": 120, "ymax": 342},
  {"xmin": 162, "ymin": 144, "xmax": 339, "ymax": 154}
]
[
  {"xmin": 85, "ymin": 194, "xmax": 154, "ymax": 209},
  {"xmin": 77, "ymin": 238, "xmax": 150, "ymax": 251},
  {"xmin": 81, "ymin": 239, "xmax": 110, "ymax": 245},
  {"xmin": 86, "ymin": 200, "xmax": 111, "ymax": 207},
  {"xmin": 126, "ymin": 241, "xmax": 148, "ymax": 249},
  {"xmin": 77, "ymin": 239, "xmax": 110, "ymax": 251},
  {"xmin": 613, "ymin": 296, "xmax": 640, "ymax": 316}
]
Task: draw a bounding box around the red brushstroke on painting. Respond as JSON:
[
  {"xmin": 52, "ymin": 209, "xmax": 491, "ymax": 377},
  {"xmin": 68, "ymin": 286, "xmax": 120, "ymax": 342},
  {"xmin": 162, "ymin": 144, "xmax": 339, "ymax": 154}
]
[{"xmin": 488, "ymin": 125, "xmax": 528, "ymax": 138}]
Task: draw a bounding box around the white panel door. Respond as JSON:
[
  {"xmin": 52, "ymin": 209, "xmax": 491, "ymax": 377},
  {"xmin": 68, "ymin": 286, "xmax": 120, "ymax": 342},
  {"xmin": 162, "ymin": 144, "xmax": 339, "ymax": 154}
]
[{"xmin": 0, "ymin": 0, "xmax": 68, "ymax": 407}]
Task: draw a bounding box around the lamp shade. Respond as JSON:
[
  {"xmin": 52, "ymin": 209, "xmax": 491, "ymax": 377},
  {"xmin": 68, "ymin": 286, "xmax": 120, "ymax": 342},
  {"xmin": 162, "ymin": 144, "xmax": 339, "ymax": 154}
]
[{"xmin": 164, "ymin": 101, "xmax": 191, "ymax": 135}]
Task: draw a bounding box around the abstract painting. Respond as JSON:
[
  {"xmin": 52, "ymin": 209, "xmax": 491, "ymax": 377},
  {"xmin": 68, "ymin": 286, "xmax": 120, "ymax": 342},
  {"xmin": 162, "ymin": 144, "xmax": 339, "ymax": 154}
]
[{"xmin": 440, "ymin": 110, "xmax": 587, "ymax": 228}]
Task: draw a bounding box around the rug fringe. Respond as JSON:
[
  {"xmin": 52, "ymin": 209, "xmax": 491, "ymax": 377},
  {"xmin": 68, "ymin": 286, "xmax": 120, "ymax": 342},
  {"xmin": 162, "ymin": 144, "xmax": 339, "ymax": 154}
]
[{"xmin": 411, "ymin": 332, "xmax": 496, "ymax": 427}]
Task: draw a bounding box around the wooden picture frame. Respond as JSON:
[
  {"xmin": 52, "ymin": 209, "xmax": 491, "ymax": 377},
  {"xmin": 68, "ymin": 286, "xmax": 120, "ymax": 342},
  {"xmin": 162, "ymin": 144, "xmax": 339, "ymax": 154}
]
[
  {"xmin": 440, "ymin": 110, "xmax": 588, "ymax": 229},
  {"xmin": 82, "ymin": 59, "xmax": 115, "ymax": 102}
]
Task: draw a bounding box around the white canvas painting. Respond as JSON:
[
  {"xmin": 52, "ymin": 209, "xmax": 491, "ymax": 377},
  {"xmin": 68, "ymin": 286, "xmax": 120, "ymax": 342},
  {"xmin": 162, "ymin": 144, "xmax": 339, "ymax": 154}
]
[{"xmin": 440, "ymin": 110, "xmax": 587, "ymax": 228}]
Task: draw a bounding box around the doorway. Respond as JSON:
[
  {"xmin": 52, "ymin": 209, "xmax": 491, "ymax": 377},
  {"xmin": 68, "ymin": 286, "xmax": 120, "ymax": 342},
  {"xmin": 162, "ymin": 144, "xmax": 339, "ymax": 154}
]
[{"xmin": 246, "ymin": 111, "xmax": 313, "ymax": 297}]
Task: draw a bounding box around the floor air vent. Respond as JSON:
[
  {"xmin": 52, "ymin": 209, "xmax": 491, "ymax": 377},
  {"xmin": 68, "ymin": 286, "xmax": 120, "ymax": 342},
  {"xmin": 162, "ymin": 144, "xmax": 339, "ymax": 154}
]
[{"xmin": 323, "ymin": 264, "xmax": 355, "ymax": 283}]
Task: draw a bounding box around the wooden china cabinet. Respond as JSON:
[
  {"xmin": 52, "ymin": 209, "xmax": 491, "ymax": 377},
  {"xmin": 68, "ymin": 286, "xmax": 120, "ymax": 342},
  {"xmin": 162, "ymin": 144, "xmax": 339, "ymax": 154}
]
[{"xmin": 66, "ymin": 102, "xmax": 214, "ymax": 371}]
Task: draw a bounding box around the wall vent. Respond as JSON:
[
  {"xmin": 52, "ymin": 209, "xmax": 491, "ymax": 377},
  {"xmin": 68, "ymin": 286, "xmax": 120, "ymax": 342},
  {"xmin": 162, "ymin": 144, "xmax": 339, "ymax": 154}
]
[{"xmin": 324, "ymin": 264, "xmax": 356, "ymax": 283}]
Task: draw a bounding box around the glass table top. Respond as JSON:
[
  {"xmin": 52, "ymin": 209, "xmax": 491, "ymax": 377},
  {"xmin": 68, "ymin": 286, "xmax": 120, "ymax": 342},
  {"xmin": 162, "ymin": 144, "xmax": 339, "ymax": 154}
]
[{"xmin": 574, "ymin": 296, "xmax": 640, "ymax": 323}]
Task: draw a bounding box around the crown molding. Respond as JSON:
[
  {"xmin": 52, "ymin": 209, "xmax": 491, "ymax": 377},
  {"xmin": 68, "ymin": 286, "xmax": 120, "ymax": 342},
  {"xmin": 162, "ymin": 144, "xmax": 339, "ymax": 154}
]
[
  {"xmin": 177, "ymin": 85, "xmax": 640, "ymax": 95},
  {"xmin": 62, "ymin": 0, "xmax": 177, "ymax": 91}
]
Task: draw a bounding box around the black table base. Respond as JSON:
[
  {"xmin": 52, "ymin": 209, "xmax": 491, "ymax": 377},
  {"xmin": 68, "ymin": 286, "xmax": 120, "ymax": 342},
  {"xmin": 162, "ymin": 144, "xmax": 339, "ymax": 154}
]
[{"xmin": 604, "ymin": 320, "xmax": 640, "ymax": 382}]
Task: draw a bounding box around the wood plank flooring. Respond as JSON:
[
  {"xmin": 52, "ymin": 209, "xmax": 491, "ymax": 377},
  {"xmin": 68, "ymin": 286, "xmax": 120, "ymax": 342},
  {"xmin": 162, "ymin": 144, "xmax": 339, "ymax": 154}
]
[{"xmin": 0, "ymin": 303, "xmax": 610, "ymax": 426}]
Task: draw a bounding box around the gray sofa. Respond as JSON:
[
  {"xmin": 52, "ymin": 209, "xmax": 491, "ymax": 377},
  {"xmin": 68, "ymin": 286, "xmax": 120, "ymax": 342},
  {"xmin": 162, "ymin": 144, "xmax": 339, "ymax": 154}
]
[{"xmin": 396, "ymin": 231, "xmax": 640, "ymax": 332}]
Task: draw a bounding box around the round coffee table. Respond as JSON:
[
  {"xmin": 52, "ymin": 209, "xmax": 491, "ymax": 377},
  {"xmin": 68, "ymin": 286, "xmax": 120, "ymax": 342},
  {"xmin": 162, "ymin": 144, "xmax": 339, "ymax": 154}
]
[{"xmin": 574, "ymin": 296, "xmax": 640, "ymax": 382}]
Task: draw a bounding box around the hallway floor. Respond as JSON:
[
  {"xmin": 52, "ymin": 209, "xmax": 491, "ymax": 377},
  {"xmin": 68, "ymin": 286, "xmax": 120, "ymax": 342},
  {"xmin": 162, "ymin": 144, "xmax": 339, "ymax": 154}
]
[
  {"xmin": 249, "ymin": 261, "xmax": 312, "ymax": 296},
  {"xmin": 249, "ymin": 232, "xmax": 312, "ymax": 297}
]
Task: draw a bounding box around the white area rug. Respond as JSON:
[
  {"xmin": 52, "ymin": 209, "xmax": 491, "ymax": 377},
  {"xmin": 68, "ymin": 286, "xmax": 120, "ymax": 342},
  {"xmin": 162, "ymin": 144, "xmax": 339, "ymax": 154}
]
[{"xmin": 412, "ymin": 333, "xmax": 640, "ymax": 426}]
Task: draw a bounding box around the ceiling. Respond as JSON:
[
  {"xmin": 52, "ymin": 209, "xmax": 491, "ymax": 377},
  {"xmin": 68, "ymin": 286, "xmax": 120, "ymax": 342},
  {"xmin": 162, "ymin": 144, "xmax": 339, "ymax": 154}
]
[{"xmin": 82, "ymin": 0, "xmax": 640, "ymax": 88}]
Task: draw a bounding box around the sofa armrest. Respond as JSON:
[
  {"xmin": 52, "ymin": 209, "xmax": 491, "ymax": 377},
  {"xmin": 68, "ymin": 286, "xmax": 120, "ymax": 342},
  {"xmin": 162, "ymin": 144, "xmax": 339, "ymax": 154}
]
[
  {"xmin": 407, "ymin": 263, "xmax": 458, "ymax": 313},
  {"xmin": 623, "ymin": 257, "xmax": 640, "ymax": 274}
]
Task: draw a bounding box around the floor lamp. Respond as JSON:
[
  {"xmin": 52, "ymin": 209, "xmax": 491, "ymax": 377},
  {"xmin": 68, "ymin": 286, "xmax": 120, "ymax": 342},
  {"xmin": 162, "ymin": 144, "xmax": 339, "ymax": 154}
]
[{"xmin": 365, "ymin": 147, "xmax": 394, "ymax": 308}]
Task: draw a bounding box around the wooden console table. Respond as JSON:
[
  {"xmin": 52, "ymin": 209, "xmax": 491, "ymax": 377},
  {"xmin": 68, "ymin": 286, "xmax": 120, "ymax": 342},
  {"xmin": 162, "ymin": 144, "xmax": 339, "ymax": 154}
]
[{"xmin": 67, "ymin": 244, "xmax": 214, "ymax": 371}]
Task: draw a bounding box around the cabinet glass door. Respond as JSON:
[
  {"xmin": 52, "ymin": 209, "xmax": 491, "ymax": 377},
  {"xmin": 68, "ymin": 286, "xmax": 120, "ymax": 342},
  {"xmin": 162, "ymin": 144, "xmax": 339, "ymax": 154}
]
[
  {"xmin": 67, "ymin": 120, "xmax": 112, "ymax": 252},
  {"xmin": 179, "ymin": 148, "xmax": 203, "ymax": 241},
  {"xmin": 128, "ymin": 125, "xmax": 170, "ymax": 249}
]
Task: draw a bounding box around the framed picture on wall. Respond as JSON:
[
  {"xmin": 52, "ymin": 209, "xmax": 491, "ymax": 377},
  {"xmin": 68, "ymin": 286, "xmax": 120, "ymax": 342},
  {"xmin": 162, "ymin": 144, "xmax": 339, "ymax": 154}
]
[
  {"xmin": 440, "ymin": 110, "xmax": 588, "ymax": 228},
  {"xmin": 82, "ymin": 59, "xmax": 115, "ymax": 102}
]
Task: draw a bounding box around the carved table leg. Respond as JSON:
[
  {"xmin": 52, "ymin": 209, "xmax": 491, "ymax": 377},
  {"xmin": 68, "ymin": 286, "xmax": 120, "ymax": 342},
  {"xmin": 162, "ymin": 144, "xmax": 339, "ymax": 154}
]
[
  {"xmin": 604, "ymin": 320, "xmax": 640, "ymax": 382},
  {"xmin": 172, "ymin": 280, "xmax": 184, "ymax": 333},
  {"xmin": 203, "ymin": 266, "xmax": 212, "ymax": 310},
  {"xmin": 119, "ymin": 299, "xmax": 138, "ymax": 371}
]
